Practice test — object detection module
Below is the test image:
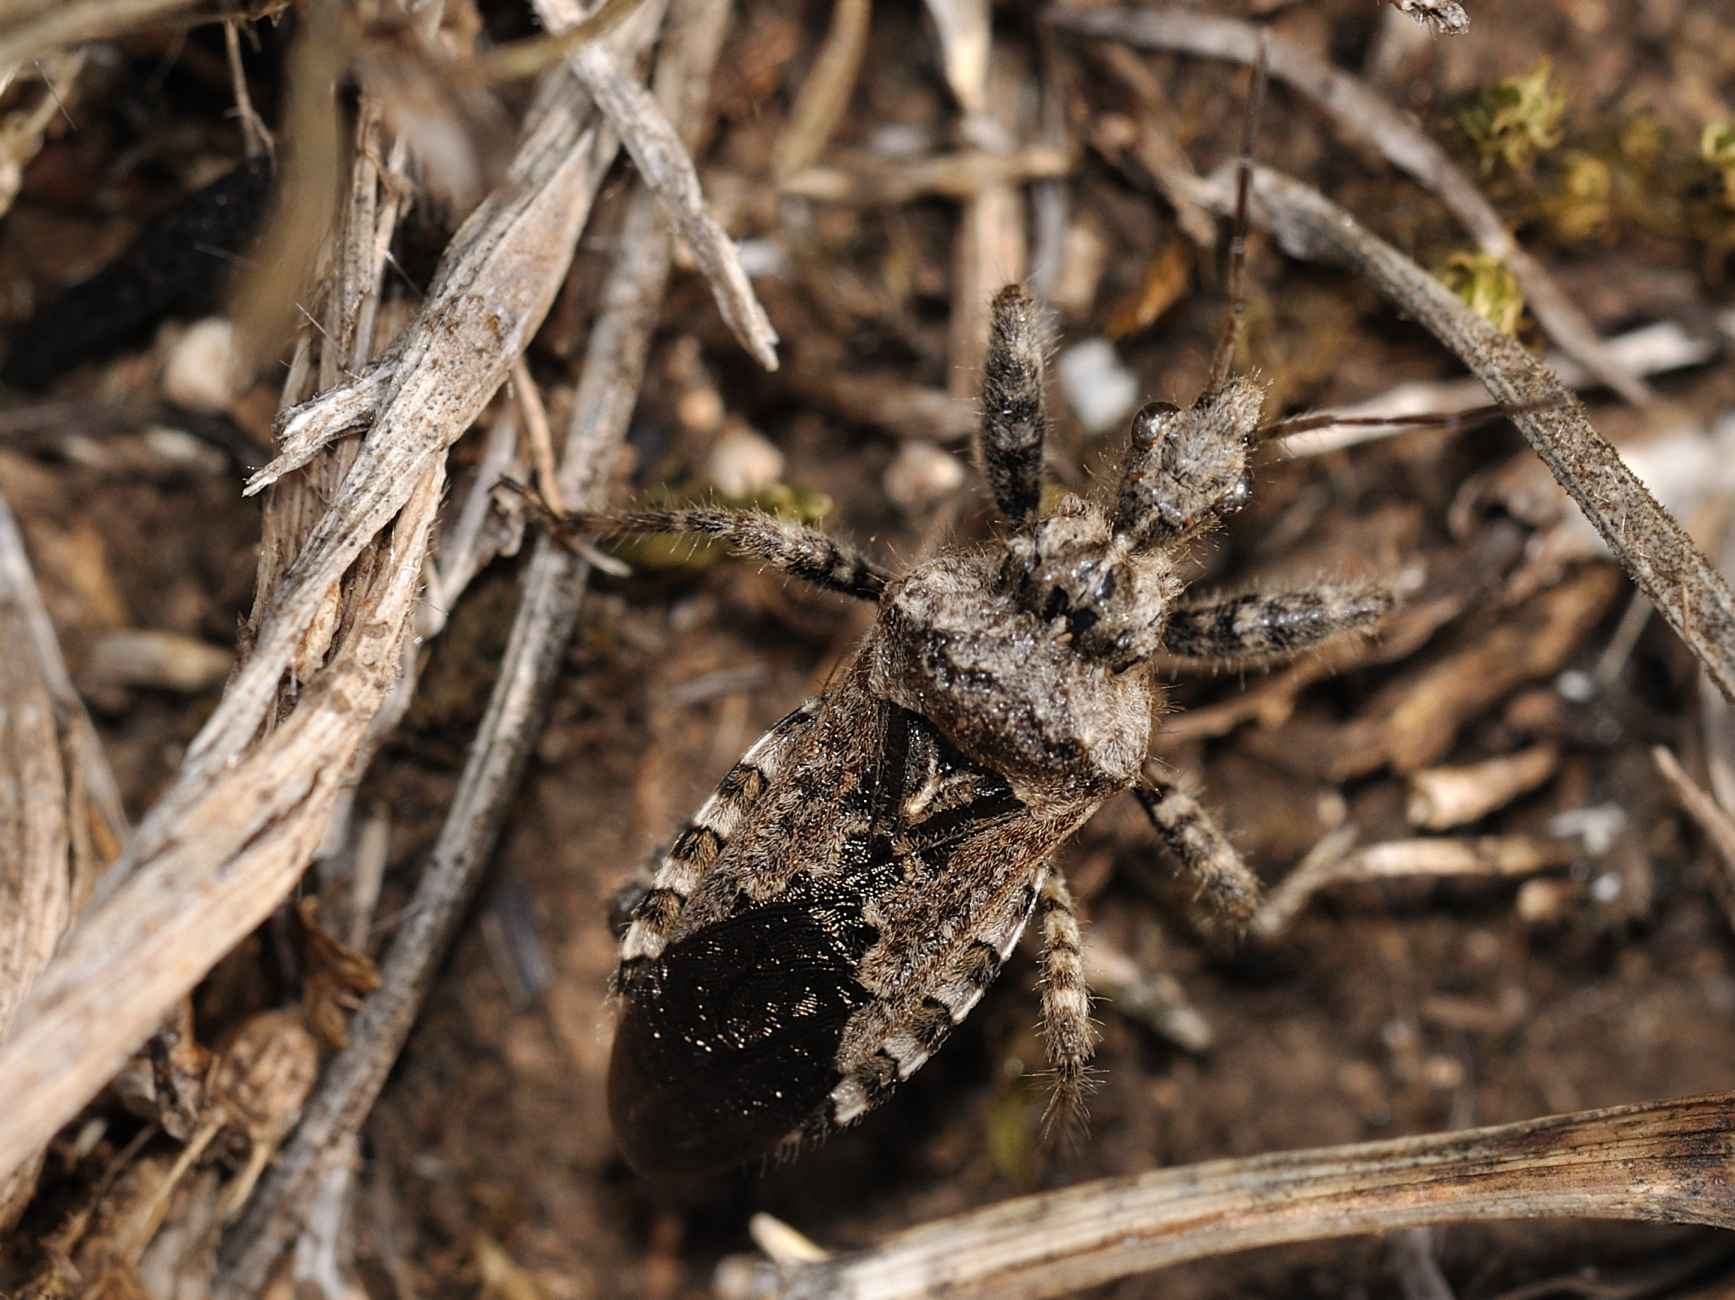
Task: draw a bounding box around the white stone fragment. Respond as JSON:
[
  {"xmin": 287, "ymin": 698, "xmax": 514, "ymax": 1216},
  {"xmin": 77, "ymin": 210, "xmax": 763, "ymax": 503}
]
[
  {"xmin": 161, "ymin": 317, "xmax": 239, "ymax": 413},
  {"xmin": 1057, "ymin": 337, "xmax": 1138, "ymax": 436},
  {"xmin": 705, "ymin": 422, "xmax": 785, "ymax": 497},
  {"xmin": 883, "ymin": 442, "xmax": 966, "ymax": 513}
]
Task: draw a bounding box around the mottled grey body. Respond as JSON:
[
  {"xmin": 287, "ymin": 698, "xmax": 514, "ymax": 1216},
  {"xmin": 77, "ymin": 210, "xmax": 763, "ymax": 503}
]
[{"xmin": 586, "ymin": 281, "xmax": 1392, "ymax": 1179}]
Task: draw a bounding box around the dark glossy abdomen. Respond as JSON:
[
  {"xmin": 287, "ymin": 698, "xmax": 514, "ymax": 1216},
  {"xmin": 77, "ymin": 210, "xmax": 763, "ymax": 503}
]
[{"xmin": 607, "ymin": 899, "xmax": 875, "ymax": 1179}]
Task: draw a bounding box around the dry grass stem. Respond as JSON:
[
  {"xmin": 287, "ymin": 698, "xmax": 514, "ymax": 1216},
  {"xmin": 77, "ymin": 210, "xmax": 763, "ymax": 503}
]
[
  {"xmin": 1183, "ymin": 164, "xmax": 1735, "ymax": 705},
  {"xmin": 742, "ymin": 1092, "xmax": 1735, "ymax": 1300},
  {"xmin": 0, "ymin": 488, "xmax": 124, "ymax": 1227},
  {"xmin": 780, "ymin": 144, "xmax": 1072, "ymax": 205},
  {"xmin": 511, "ymin": 353, "xmax": 563, "ymax": 514},
  {"xmin": 783, "ymin": 363, "xmax": 976, "ymax": 442},
  {"xmin": 213, "ymin": 0, "xmax": 730, "ymax": 1287},
  {"xmin": 1253, "ymin": 833, "xmax": 1576, "ymax": 940},
  {"xmin": 1083, "ymin": 939, "xmax": 1213, "ymax": 1053},
  {"xmin": 1046, "ymin": 5, "xmax": 1651, "ymax": 405},
  {"xmin": 0, "ymin": 7, "xmax": 651, "ymax": 1188},
  {"xmin": 1299, "ymin": 565, "xmax": 1621, "ymax": 780},
  {"xmin": 0, "ymin": 52, "xmax": 84, "ymax": 220},
  {"xmin": 1652, "ymin": 745, "xmax": 1735, "ymax": 934},
  {"xmin": 545, "ymin": 0, "xmax": 778, "ymax": 371},
  {"xmin": 773, "ymin": 0, "xmax": 871, "ymax": 180},
  {"xmin": 0, "ymin": 0, "xmax": 196, "ymax": 68},
  {"xmin": 1406, "ymin": 743, "xmax": 1562, "ymax": 830},
  {"xmin": 1276, "ymin": 312, "xmax": 1734, "ymax": 459}
]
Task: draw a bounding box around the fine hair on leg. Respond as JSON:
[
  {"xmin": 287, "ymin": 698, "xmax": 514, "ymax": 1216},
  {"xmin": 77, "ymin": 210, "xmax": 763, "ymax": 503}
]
[
  {"xmin": 979, "ymin": 284, "xmax": 1050, "ymax": 527},
  {"xmin": 1161, "ymin": 583, "xmax": 1394, "ymax": 667},
  {"xmin": 503, "ymin": 476, "xmax": 891, "ymax": 602},
  {"xmin": 1135, "ymin": 777, "xmax": 1261, "ymax": 935},
  {"xmin": 1034, "ymin": 865, "xmax": 1099, "ymax": 1145}
]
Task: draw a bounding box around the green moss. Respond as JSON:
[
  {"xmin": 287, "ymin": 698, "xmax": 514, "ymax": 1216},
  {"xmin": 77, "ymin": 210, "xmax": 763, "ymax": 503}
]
[
  {"xmin": 1435, "ymin": 252, "xmax": 1525, "ymax": 335},
  {"xmin": 1454, "ymin": 58, "xmax": 1566, "ymax": 176}
]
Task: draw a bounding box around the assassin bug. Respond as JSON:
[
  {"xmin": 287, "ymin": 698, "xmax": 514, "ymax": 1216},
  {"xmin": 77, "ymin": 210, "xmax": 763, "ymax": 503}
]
[{"xmin": 518, "ymin": 54, "xmax": 1394, "ymax": 1181}]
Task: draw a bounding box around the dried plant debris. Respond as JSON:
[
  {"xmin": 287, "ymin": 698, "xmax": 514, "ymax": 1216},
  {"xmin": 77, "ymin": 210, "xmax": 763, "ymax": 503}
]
[
  {"xmin": 2, "ymin": 1, "xmax": 1734, "ymax": 1296},
  {"xmin": 1389, "ymin": 0, "xmax": 1470, "ymax": 34}
]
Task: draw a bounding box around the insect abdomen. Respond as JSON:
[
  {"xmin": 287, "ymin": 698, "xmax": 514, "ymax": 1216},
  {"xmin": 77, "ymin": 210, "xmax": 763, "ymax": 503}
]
[{"xmin": 608, "ymin": 896, "xmax": 877, "ymax": 1178}]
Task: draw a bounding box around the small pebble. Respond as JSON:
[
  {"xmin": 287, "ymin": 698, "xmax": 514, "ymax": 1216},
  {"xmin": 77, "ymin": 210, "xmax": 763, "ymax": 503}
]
[
  {"xmin": 1057, "ymin": 337, "xmax": 1138, "ymax": 435},
  {"xmin": 161, "ymin": 317, "xmax": 238, "ymax": 413},
  {"xmin": 705, "ymin": 422, "xmax": 784, "ymax": 497},
  {"xmin": 883, "ymin": 442, "xmax": 966, "ymax": 513}
]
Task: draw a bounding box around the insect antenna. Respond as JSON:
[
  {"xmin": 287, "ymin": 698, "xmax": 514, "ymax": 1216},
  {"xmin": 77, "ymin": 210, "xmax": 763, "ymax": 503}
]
[
  {"xmin": 1255, "ymin": 398, "xmax": 1562, "ymax": 448},
  {"xmin": 1206, "ymin": 32, "xmax": 1269, "ymax": 395}
]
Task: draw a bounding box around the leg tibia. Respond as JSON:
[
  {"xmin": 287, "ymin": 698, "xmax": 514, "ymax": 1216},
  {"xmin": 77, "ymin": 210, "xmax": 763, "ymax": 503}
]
[
  {"xmin": 520, "ymin": 490, "xmax": 889, "ymax": 602},
  {"xmin": 1135, "ymin": 779, "xmax": 1261, "ymax": 934},
  {"xmin": 1035, "ymin": 867, "xmax": 1099, "ymax": 1141},
  {"xmin": 1162, "ymin": 583, "xmax": 1391, "ymax": 666},
  {"xmin": 980, "ymin": 285, "xmax": 1049, "ymax": 526}
]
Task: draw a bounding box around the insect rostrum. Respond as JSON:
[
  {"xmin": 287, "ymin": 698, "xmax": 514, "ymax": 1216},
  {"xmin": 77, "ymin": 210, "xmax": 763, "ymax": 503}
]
[{"xmin": 565, "ymin": 285, "xmax": 1391, "ymax": 1180}]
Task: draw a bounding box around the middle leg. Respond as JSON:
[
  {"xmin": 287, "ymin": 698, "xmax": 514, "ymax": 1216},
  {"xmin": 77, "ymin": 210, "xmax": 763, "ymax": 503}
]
[{"xmin": 1135, "ymin": 776, "xmax": 1261, "ymax": 933}]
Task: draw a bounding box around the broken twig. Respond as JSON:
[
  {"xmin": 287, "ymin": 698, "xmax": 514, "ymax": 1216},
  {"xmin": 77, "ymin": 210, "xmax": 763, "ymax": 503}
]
[{"xmin": 737, "ymin": 1092, "xmax": 1735, "ymax": 1300}]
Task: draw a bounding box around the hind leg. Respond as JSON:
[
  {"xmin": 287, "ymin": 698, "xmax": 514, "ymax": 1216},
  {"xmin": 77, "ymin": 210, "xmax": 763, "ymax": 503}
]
[{"xmin": 1034, "ymin": 866, "xmax": 1099, "ymax": 1139}]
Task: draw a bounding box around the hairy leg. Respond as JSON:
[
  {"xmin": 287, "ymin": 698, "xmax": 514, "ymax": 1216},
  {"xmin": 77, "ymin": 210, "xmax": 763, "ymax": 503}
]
[
  {"xmin": 979, "ymin": 285, "xmax": 1049, "ymax": 527},
  {"xmin": 1135, "ymin": 778, "xmax": 1261, "ymax": 934},
  {"xmin": 1035, "ymin": 866, "xmax": 1099, "ymax": 1141},
  {"xmin": 503, "ymin": 479, "xmax": 890, "ymax": 602},
  {"xmin": 1161, "ymin": 582, "xmax": 1392, "ymax": 667}
]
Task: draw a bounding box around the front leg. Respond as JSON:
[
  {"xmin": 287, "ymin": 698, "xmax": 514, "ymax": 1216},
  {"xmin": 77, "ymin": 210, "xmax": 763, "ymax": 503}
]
[
  {"xmin": 1160, "ymin": 583, "xmax": 1391, "ymax": 668},
  {"xmin": 501, "ymin": 479, "xmax": 891, "ymax": 602}
]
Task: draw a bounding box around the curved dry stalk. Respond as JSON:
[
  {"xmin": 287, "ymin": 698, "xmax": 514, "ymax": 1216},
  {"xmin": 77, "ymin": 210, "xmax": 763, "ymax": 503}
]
[
  {"xmin": 0, "ymin": 0, "xmax": 195, "ymax": 68},
  {"xmin": 548, "ymin": 0, "xmax": 779, "ymax": 371},
  {"xmin": 1251, "ymin": 833, "xmax": 1574, "ymax": 941},
  {"xmin": 1182, "ymin": 162, "xmax": 1735, "ymax": 705},
  {"xmin": 742, "ymin": 1092, "xmax": 1735, "ymax": 1300},
  {"xmin": 0, "ymin": 488, "xmax": 126, "ymax": 1228},
  {"xmin": 774, "ymin": 0, "xmax": 872, "ymax": 179},
  {"xmin": 1044, "ymin": 5, "xmax": 1652, "ymax": 405},
  {"xmin": 0, "ymin": 27, "xmax": 639, "ymax": 1184},
  {"xmin": 214, "ymin": 0, "xmax": 725, "ymax": 1288}
]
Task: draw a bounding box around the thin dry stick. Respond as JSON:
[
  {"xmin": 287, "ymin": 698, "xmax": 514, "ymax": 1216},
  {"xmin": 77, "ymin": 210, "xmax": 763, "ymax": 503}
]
[
  {"xmin": 1251, "ymin": 834, "xmax": 1575, "ymax": 940},
  {"xmin": 214, "ymin": 0, "xmax": 727, "ymax": 1287},
  {"xmin": 1044, "ymin": 5, "xmax": 1651, "ymax": 405},
  {"xmin": 1276, "ymin": 312, "xmax": 1733, "ymax": 459},
  {"xmin": 0, "ymin": 0, "xmax": 195, "ymax": 67},
  {"xmin": 0, "ymin": 489, "xmax": 123, "ymax": 1227},
  {"xmin": 779, "ymin": 144, "xmax": 1072, "ymax": 205},
  {"xmin": 1187, "ymin": 163, "xmax": 1735, "ymax": 704},
  {"xmin": 1652, "ymin": 745, "xmax": 1735, "ymax": 934},
  {"xmin": 744, "ymin": 1092, "xmax": 1735, "ymax": 1300},
  {"xmin": 0, "ymin": 38, "xmax": 640, "ymax": 1186},
  {"xmin": 551, "ymin": 0, "xmax": 778, "ymax": 371},
  {"xmin": 1406, "ymin": 743, "xmax": 1561, "ymax": 831},
  {"xmin": 773, "ymin": 0, "xmax": 872, "ymax": 180}
]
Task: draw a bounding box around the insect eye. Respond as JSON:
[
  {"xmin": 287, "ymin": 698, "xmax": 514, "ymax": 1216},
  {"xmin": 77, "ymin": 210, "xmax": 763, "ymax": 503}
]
[{"xmin": 1129, "ymin": 401, "xmax": 1181, "ymax": 448}]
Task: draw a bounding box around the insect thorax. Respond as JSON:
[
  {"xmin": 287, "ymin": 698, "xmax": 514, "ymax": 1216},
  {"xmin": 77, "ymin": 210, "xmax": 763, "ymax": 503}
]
[{"xmin": 869, "ymin": 544, "xmax": 1154, "ymax": 801}]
